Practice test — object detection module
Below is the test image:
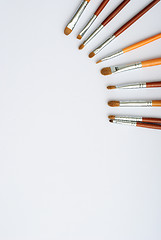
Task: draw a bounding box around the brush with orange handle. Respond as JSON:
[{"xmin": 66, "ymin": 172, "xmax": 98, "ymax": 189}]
[
  {"xmin": 97, "ymin": 33, "xmax": 161, "ymax": 63},
  {"xmin": 64, "ymin": 0, "xmax": 91, "ymax": 36},
  {"xmin": 101, "ymin": 58, "xmax": 161, "ymax": 76},
  {"xmin": 107, "ymin": 81, "xmax": 161, "ymax": 90},
  {"xmin": 77, "ymin": 0, "xmax": 111, "ymax": 40},
  {"xmin": 108, "ymin": 100, "xmax": 161, "ymax": 107}
]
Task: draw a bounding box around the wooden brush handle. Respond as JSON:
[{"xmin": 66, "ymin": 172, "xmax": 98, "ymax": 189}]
[
  {"xmin": 146, "ymin": 81, "xmax": 161, "ymax": 88},
  {"xmin": 123, "ymin": 33, "xmax": 161, "ymax": 53},
  {"xmin": 102, "ymin": 0, "xmax": 130, "ymax": 27},
  {"xmin": 137, "ymin": 122, "xmax": 161, "ymax": 130},
  {"xmin": 94, "ymin": 0, "xmax": 110, "ymax": 16},
  {"xmin": 142, "ymin": 117, "xmax": 161, "ymax": 124},
  {"xmin": 152, "ymin": 100, "xmax": 161, "ymax": 107},
  {"xmin": 141, "ymin": 58, "xmax": 161, "ymax": 68},
  {"xmin": 85, "ymin": 0, "xmax": 91, "ymax": 2},
  {"xmin": 114, "ymin": 0, "xmax": 160, "ymax": 37}
]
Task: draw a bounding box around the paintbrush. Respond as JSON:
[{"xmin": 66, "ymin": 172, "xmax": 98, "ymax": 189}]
[
  {"xmin": 97, "ymin": 33, "xmax": 161, "ymax": 63},
  {"xmin": 77, "ymin": 0, "xmax": 111, "ymax": 40},
  {"xmin": 107, "ymin": 81, "xmax": 161, "ymax": 90},
  {"xmin": 89, "ymin": 0, "xmax": 160, "ymax": 58},
  {"xmin": 101, "ymin": 58, "xmax": 161, "ymax": 76},
  {"xmin": 64, "ymin": 0, "xmax": 91, "ymax": 36},
  {"xmin": 108, "ymin": 100, "xmax": 161, "ymax": 107},
  {"xmin": 109, "ymin": 119, "xmax": 161, "ymax": 130},
  {"xmin": 108, "ymin": 115, "xmax": 161, "ymax": 124},
  {"xmin": 79, "ymin": 0, "xmax": 130, "ymax": 49}
]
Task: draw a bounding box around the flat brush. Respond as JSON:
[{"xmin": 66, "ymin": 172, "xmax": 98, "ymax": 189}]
[
  {"xmin": 109, "ymin": 119, "xmax": 161, "ymax": 130},
  {"xmin": 108, "ymin": 100, "xmax": 161, "ymax": 107},
  {"xmin": 89, "ymin": 0, "xmax": 160, "ymax": 57},
  {"xmin": 79, "ymin": 0, "xmax": 130, "ymax": 49},
  {"xmin": 64, "ymin": 0, "xmax": 91, "ymax": 36},
  {"xmin": 77, "ymin": 0, "xmax": 111, "ymax": 40},
  {"xmin": 101, "ymin": 58, "xmax": 161, "ymax": 76},
  {"xmin": 108, "ymin": 115, "xmax": 161, "ymax": 124},
  {"xmin": 107, "ymin": 81, "xmax": 161, "ymax": 90},
  {"xmin": 97, "ymin": 33, "xmax": 161, "ymax": 63}
]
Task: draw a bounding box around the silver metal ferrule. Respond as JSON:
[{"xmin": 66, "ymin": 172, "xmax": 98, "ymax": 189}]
[
  {"xmin": 93, "ymin": 35, "xmax": 116, "ymax": 55},
  {"xmin": 112, "ymin": 120, "xmax": 137, "ymax": 127},
  {"xmin": 119, "ymin": 101, "xmax": 153, "ymax": 107},
  {"xmin": 111, "ymin": 62, "xmax": 142, "ymax": 74},
  {"xmin": 79, "ymin": 15, "xmax": 97, "ymax": 38},
  {"xmin": 115, "ymin": 116, "xmax": 142, "ymax": 122},
  {"xmin": 67, "ymin": 0, "xmax": 88, "ymax": 31},
  {"xmin": 116, "ymin": 82, "xmax": 146, "ymax": 89},
  {"xmin": 101, "ymin": 50, "xmax": 123, "ymax": 62},
  {"xmin": 83, "ymin": 24, "xmax": 104, "ymax": 46}
]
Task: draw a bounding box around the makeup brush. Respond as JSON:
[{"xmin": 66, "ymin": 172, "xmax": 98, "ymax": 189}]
[
  {"xmin": 109, "ymin": 119, "xmax": 161, "ymax": 130},
  {"xmin": 101, "ymin": 58, "xmax": 161, "ymax": 76},
  {"xmin": 89, "ymin": 0, "xmax": 160, "ymax": 58},
  {"xmin": 108, "ymin": 100, "xmax": 161, "ymax": 107},
  {"xmin": 77, "ymin": 0, "xmax": 111, "ymax": 40},
  {"xmin": 64, "ymin": 0, "xmax": 91, "ymax": 36},
  {"xmin": 79, "ymin": 0, "xmax": 130, "ymax": 49},
  {"xmin": 97, "ymin": 33, "xmax": 161, "ymax": 63},
  {"xmin": 108, "ymin": 115, "xmax": 161, "ymax": 124},
  {"xmin": 107, "ymin": 81, "xmax": 161, "ymax": 90}
]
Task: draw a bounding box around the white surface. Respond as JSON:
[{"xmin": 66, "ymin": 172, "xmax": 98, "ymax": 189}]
[{"xmin": 0, "ymin": 0, "xmax": 161, "ymax": 239}]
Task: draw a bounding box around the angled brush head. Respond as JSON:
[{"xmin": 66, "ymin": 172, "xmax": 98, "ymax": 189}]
[
  {"xmin": 107, "ymin": 86, "xmax": 116, "ymax": 90},
  {"xmin": 108, "ymin": 115, "xmax": 115, "ymax": 120},
  {"xmin": 77, "ymin": 34, "xmax": 82, "ymax": 40},
  {"xmin": 64, "ymin": 27, "xmax": 72, "ymax": 35},
  {"xmin": 101, "ymin": 67, "xmax": 112, "ymax": 76},
  {"xmin": 79, "ymin": 44, "xmax": 85, "ymax": 50},
  {"xmin": 108, "ymin": 101, "xmax": 120, "ymax": 107},
  {"xmin": 89, "ymin": 52, "xmax": 95, "ymax": 58}
]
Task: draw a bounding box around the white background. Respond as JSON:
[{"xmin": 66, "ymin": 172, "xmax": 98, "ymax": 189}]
[{"xmin": 0, "ymin": 0, "xmax": 161, "ymax": 239}]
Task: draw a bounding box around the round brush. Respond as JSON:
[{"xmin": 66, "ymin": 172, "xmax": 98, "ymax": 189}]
[
  {"xmin": 107, "ymin": 81, "xmax": 161, "ymax": 90},
  {"xmin": 108, "ymin": 100, "xmax": 161, "ymax": 107},
  {"xmin": 108, "ymin": 115, "xmax": 161, "ymax": 124}
]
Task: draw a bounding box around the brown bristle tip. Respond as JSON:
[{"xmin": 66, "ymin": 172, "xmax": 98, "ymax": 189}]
[
  {"xmin": 108, "ymin": 115, "xmax": 115, "ymax": 120},
  {"xmin": 107, "ymin": 86, "xmax": 116, "ymax": 90},
  {"xmin": 109, "ymin": 120, "xmax": 114, "ymax": 123},
  {"xmin": 79, "ymin": 44, "xmax": 85, "ymax": 50},
  {"xmin": 96, "ymin": 60, "xmax": 102, "ymax": 64},
  {"xmin": 89, "ymin": 52, "xmax": 95, "ymax": 58},
  {"xmin": 101, "ymin": 67, "xmax": 112, "ymax": 76},
  {"xmin": 64, "ymin": 27, "xmax": 72, "ymax": 36},
  {"xmin": 108, "ymin": 101, "xmax": 120, "ymax": 107},
  {"xmin": 77, "ymin": 35, "xmax": 82, "ymax": 40}
]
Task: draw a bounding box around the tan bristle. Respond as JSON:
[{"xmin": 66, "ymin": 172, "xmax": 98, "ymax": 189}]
[
  {"xmin": 64, "ymin": 27, "xmax": 72, "ymax": 36},
  {"xmin": 108, "ymin": 115, "xmax": 115, "ymax": 120},
  {"xmin": 77, "ymin": 35, "xmax": 82, "ymax": 40},
  {"xmin": 107, "ymin": 86, "xmax": 116, "ymax": 90},
  {"xmin": 101, "ymin": 67, "xmax": 112, "ymax": 76},
  {"xmin": 108, "ymin": 101, "xmax": 120, "ymax": 107},
  {"xmin": 79, "ymin": 44, "xmax": 85, "ymax": 50},
  {"xmin": 96, "ymin": 60, "xmax": 102, "ymax": 64},
  {"xmin": 89, "ymin": 52, "xmax": 95, "ymax": 58}
]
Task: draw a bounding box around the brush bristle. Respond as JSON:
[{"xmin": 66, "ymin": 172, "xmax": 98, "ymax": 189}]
[
  {"xmin": 79, "ymin": 44, "xmax": 85, "ymax": 50},
  {"xmin": 109, "ymin": 120, "xmax": 114, "ymax": 123},
  {"xmin": 77, "ymin": 35, "xmax": 82, "ymax": 40},
  {"xmin": 89, "ymin": 52, "xmax": 95, "ymax": 58},
  {"xmin": 96, "ymin": 60, "xmax": 102, "ymax": 64},
  {"xmin": 107, "ymin": 86, "xmax": 116, "ymax": 90},
  {"xmin": 64, "ymin": 27, "xmax": 72, "ymax": 36},
  {"xmin": 101, "ymin": 67, "xmax": 112, "ymax": 76},
  {"xmin": 108, "ymin": 115, "xmax": 115, "ymax": 120},
  {"xmin": 108, "ymin": 101, "xmax": 120, "ymax": 107}
]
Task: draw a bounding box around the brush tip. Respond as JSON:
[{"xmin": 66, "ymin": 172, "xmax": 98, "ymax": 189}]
[
  {"xmin": 107, "ymin": 86, "xmax": 116, "ymax": 90},
  {"xmin": 96, "ymin": 60, "xmax": 102, "ymax": 64},
  {"xmin": 108, "ymin": 115, "xmax": 115, "ymax": 120},
  {"xmin": 109, "ymin": 120, "xmax": 113, "ymax": 123},
  {"xmin": 64, "ymin": 27, "xmax": 72, "ymax": 36},
  {"xmin": 79, "ymin": 44, "xmax": 85, "ymax": 50},
  {"xmin": 89, "ymin": 52, "xmax": 95, "ymax": 58},
  {"xmin": 108, "ymin": 101, "xmax": 120, "ymax": 107},
  {"xmin": 77, "ymin": 34, "xmax": 82, "ymax": 40},
  {"xmin": 101, "ymin": 67, "xmax": 112, "ymax": 76}
]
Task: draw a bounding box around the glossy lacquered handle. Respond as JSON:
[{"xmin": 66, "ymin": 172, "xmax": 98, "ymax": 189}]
[
  {"xmin": 137, "ymin": 122, "xmax": 161, "ymax": 130},
  {"xmin": 146, "ymin": 81, "xmax": 161, "ymax": 88},
  {"xmin": 114, "ymin": 0, "xmax": 160, "ymax": 37},
  {"xmin": 94, "ymin": 0, "xmax": 110, "ymax": 16},
  {"xmin": 142, "ymin": 58, "xmax": 161, "ymax": 68},
  {"xmin": 102, "ymin": 0, "xmax": 130, "ymax": 26},
  {"xmin": 85, "ymin": 0, "xmax": 91, "ymax": 2},
  {"xmin": 152, "ymin": 100, "xmax": 161, "ymax": 107},
  {"xmin": 123, "ymin": 33, "xmax": 161, "ymax": 53},
  {"xmin": 142, "ymin": 117, "xmax": 161, "ymax": 124}
]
